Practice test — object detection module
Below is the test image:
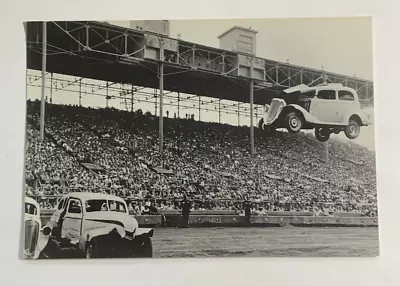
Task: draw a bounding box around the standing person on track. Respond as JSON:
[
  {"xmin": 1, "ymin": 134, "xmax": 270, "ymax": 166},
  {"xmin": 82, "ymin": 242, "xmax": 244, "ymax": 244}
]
[
  {"xmin": 180, "ymin": 193, "xmax": 191, "ymax": 228},
  {"xmin": 243, "ymin": 198, "xmax": 251, "ymax": 226}
]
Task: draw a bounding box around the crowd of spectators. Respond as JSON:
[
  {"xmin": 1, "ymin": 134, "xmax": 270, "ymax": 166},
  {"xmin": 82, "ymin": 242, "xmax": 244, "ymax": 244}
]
[{"xmin": 25, "ymin": 100, "xmax": 378, "ymax": 216}]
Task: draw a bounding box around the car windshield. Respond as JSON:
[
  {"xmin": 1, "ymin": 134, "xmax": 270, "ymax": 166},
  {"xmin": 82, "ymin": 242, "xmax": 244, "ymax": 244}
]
[
  {"xmin": 85, "ymin": 199, "xmax": 127, "ymax": 213},
  {"xmin": 25, "ymin": 203, "xmax": 37, "ymax": 215}
]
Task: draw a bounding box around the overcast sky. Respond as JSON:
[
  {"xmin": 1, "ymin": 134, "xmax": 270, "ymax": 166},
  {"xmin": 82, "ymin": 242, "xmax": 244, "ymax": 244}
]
[{"xmin": 27, "ymin": 17, "xmax": 375, "ymax": 150}]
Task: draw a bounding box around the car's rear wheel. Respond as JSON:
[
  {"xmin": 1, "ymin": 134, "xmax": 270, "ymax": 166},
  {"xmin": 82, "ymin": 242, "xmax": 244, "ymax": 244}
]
[
  {"xmin": 315, "ymin": 127, "xmax": 331, "ymax": 142},
  {"xmin": 285, "ymin": 112, "xmax": 303, "ymax": 133},
  {"xmin": 345, "ymin": 119, "xmax": 360, "ymax": 139},
  {"xmin": 135, "ymin": 237, "xmax": 153, "ymax": 258}
]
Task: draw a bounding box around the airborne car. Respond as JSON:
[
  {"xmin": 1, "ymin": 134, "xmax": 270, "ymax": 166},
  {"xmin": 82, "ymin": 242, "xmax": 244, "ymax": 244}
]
[
  {"xmin": 258, "ymin": 83, "xmax": 372, "ymax": 142},
  {"xmin": 43, "ymin": 192, "xmax": 153, "ymax": 258}
]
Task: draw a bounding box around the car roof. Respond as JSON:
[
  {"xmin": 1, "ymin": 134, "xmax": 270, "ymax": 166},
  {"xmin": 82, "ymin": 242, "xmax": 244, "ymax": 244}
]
[
  {"xmin": 312, "ymin": 84, "xmax": 355, "ymax": 92},
  {"xmin": 283, "ymin": 83, "xmax": 357, "ymax": 94},
  {"xmin": 25, "ymin": 196, "xmax": 40, "ymax": 208},
  {"xmin": 65, "ymin": 192, "xmax": 126, "ymax": 203}
]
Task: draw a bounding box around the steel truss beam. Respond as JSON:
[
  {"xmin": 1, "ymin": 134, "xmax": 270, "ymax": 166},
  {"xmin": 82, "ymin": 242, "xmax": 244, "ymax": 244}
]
[
  {"xmin": 26, "ymin": 21, "xmax": 374, "ymax": 106},
  {"xmin": 27, "ymin": 72, "xmax": 262, "ymax": 118}
]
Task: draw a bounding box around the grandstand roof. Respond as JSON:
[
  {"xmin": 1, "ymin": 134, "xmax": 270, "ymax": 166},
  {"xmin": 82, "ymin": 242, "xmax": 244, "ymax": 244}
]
[{"xmin": 25, "ymin": 21, "xmax": 374, "ymax": 106}]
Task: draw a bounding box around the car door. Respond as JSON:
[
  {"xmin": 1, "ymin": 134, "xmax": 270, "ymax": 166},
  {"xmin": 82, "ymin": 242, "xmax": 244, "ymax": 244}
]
[
  {"xmin": 309, "ymin": 88, "xmax": 339, "ymax": 123},
  {"xmin": 336, "ymin": 89, "xmax": 357, "ymax": 124},
  {"xmin": 48, "ymin": 197, "xmax": 67, "ymax": 238},
  {"xmin": 61, "ymin": 198, "xmax": 83, "ymax": 244}
]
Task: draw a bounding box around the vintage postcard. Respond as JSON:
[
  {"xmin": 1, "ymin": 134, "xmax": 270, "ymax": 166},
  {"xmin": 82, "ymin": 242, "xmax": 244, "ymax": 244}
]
[{"xmin": 23, "ymin": 18, "xmax": 377, "ymax": 259}]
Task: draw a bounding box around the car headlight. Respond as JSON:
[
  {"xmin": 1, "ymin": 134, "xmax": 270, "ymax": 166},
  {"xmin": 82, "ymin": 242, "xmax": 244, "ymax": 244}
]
[{"xmin": 41, "ymin": 226, "xmax": 52, "ymax": 236}]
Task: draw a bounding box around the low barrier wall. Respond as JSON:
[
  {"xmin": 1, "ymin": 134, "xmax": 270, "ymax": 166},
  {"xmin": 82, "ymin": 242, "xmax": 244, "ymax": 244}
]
[
  {"xmin": 39, "ymin": 213, "xmax": 378, "ymax": 227},
  {"xmin": 40, "ymin": 210, "xmax": 369, "ymax": 217},
  {"xmin": 248, "ymin": 215, "xmax": 378, "ymax": 227}
]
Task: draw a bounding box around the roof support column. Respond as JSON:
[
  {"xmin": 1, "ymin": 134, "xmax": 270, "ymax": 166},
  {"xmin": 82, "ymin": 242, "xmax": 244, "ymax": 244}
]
[
  {"xmin": 79, "ymin": 79, "xmax": 82, "ymax": 106},
  {"xmin": 324, "ymin": 141, "xmax": 329, "ymax": 163},
  {"xmin": 50, "ymin": 73, "xmax": 53, "ymax": 103},
  {"xmin": 218, "ymin": 99, "xmax": 221, "ymax": 124},
  {"xmin": 250, "ymin": 58, "xmax": 255, "ymax": 157},
  {"xmin": 159, "ymin": 41, "xmax": 164, "ymax": 153},
  {"xmin": 177, "ymin": 93, "xmax": 180, "ymax": 118},
  {"xmin": 198, "ymin": 96, "xmax": 201, "ymax": 121},
  {"xmin": 106, "ymin": 81, "xmax": 109, "ymax": 108},
  {"xmin": 39, "ymin": 21, "xmax": 47, "ymax": 143},
  {"xmin": 237, "ymin": 104, "xmax": 240, "ymax": 126},
  {"xmin": 154, "ymin": 89, "xmax": 157, "ymax": 117},
  {"xmin": 131, "ymin": 85, "xmax": 134, "ymax": 112}
]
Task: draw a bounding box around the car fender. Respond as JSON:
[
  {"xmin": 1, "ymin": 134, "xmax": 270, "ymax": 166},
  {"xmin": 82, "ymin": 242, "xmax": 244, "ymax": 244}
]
[
  {"xmin": 285, "ymin": 104, "xmax": 320, "ymax": 124},
  {"xmin": 285, "ymin": 104, "xmax": 344, "ymax": 126},
  {"xmin": 343, "ymin": 110, "xmax": 372, "ymax": 126},
  {"xmin": 78, "ymin": 226, "xmax": 125, "ymax": 251},
  {"xmin": 135, "ymin": 227, "xmax": 154, "ymax": 239},
  {"xmin": 34, "ymin": 226, "xmax": 52, "ymax": 259}
]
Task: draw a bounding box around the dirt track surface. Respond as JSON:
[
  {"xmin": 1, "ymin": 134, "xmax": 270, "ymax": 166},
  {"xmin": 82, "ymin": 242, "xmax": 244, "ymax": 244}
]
[{"xmin": 152, "ymin": 227, "xmax": 379, "ymax": 258}]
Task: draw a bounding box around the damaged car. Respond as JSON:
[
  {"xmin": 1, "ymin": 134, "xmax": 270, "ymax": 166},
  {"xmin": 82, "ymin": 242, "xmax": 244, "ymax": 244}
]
[{"xmin": 42, "ymin": 192, "xmax": 153, "ymax": 259}]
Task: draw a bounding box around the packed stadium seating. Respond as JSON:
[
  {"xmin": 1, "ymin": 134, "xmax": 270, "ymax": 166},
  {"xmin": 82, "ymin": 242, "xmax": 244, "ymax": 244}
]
[{"xmin": 25, "ymin": 100, "xmax": 378, "ymax": 216}]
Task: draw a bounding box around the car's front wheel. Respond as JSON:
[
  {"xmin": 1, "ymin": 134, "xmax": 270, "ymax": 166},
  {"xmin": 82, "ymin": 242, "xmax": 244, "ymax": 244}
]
[
  {"xmin": 258, "ymin": 118, "xmax": 275, "ymax": 134},
  {"xmin": 315, "ymin": 127, "xmax": 331, "ymax": 142},
  {"xmin": 345, "ymin": 119, "xmax": 360, "ymax": 139},
  {"xmin": 285, "ymin": 112, "xmax": 303, "ymax": 133},
  {"xmin": 135, "ymin": 236, "xmax": 153, "ymax": 258},
  {"xmin": 85, "ymin": 238, "xmax": 100, "ymax": 259},
  {"xmin": 258, "ymin": 118, "xmax": 264, "ymax": 129}
]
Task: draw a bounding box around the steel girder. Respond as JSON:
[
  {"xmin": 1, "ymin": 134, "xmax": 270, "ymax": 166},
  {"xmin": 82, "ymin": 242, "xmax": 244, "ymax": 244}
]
[{"xmin": 26, "ymin": 21, "xmax": 374, "ymax": 107}]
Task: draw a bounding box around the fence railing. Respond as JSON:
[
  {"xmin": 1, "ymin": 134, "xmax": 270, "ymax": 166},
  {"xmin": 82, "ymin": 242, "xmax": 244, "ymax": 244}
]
[{"xmin": 26, "ymin": 192, "xmax": 377, "ymax": 215}]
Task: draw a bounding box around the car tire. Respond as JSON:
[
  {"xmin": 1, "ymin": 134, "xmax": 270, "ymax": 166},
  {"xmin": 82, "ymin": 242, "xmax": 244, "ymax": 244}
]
[
  {"xmin": 345, "ymin": 119, "xmax": 360, "ymax": 139},
  {"xmin": 315, "ymin": 127, "xmax": 330, "ymax": 142},
  {"xmin": 258, "ymin": 118, "xmax": 275, "ymax": 134},
  {"xmin": 38, "ymin": 237, "xmax": 60, "ymax": 259},
  {"xmin": 285, "ymin": 112, "xmax": 303, "ymax": 133},
  {"xmin": 258, "ymin": 118, "xmax": 264, "ymax": 129},
  {"xmin": 85, "ymin": 238, "xmax": 100, "ymax": 259},
  {"xmin": 136, "ymin": 237, "xmax": 153, "ymax": 258}
]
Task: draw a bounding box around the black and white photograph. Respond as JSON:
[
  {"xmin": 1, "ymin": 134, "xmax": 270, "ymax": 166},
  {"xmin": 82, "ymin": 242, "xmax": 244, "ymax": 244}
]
[{"xmin": 22, "ymin": 17, "xmax": 378, "ymax": 259}]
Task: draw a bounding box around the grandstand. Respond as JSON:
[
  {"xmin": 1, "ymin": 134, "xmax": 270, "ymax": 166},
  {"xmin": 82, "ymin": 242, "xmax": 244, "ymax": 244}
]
[
  {"xmin": 25, "ymin": 100, "xmax": 377, "ymax": 216},
  {"xmin": 24, "ymin": 20, "xmax": 377, "ymax": 218}
]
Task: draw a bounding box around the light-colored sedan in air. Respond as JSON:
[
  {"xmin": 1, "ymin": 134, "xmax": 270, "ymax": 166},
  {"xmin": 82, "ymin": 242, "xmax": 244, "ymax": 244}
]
[{"xmin": 258, "ymin": 83, "xmax": 373, "ymax": 142}]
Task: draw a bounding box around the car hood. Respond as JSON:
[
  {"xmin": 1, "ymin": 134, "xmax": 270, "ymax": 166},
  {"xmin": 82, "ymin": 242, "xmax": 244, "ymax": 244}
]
[{"xmin": 283, "ymin": 84, "xmax": 310, "ymax": 94}]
